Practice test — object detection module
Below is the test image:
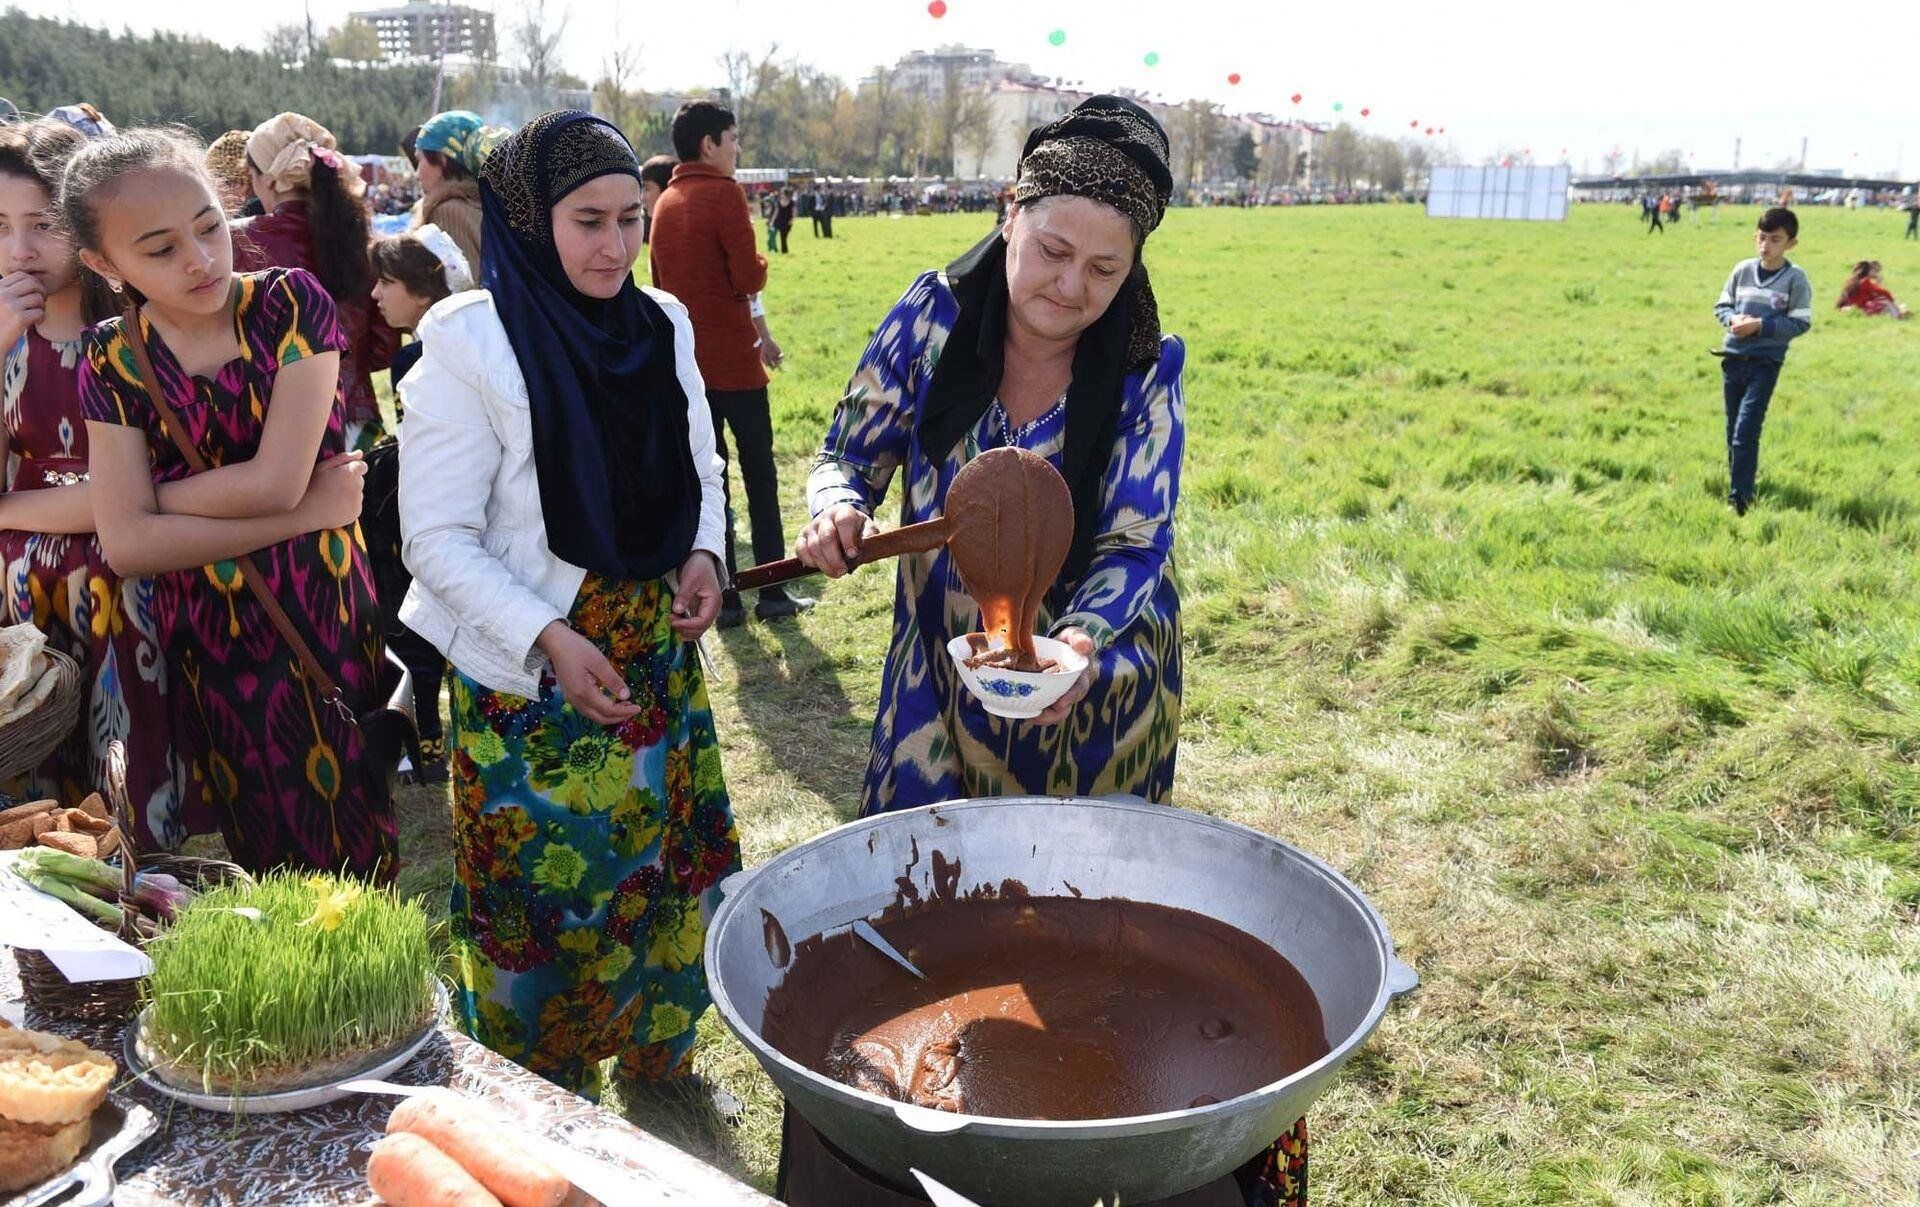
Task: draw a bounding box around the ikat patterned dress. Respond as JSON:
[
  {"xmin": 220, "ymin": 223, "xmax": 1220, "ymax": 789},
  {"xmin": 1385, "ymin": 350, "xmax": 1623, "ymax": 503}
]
[
  {"xmin": 444, "ymin": 575, "xmax": 740, "ymax": 1096},
  {"xmin": 1, "ymin": 327, "xmax": 184, "ymax": 847},
  {"xmin": 78, "ymin": 268, "xmax": 395, "ymax": 877},
  {"xmin": 808, "ymin": 271, "xmax": 1186, "ymax": 815}
]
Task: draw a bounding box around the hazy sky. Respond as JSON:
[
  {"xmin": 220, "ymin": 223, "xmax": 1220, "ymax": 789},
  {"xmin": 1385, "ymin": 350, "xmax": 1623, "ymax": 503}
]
[{"xmin": 14, "ymin": 0, "xmax": 1914, "ymax": 177}]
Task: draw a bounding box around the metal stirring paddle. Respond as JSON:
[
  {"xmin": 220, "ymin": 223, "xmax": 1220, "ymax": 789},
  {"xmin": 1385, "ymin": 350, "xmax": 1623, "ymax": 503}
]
[{"xmin": 851, "ymin": 919, "xmax": 925, "ymax": 980}]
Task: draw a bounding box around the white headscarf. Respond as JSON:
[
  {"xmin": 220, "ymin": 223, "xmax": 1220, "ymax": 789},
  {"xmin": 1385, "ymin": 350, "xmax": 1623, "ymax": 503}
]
[{"xmin": 413, "ymin": 224, "xmax": 474, "ymax": 293}]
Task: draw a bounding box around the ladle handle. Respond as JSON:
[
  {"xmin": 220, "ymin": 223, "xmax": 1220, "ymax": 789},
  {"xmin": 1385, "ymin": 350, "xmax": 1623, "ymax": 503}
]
[{"xmin": 732, "ymin": 519, "xmax": 950, "ymax": 592}]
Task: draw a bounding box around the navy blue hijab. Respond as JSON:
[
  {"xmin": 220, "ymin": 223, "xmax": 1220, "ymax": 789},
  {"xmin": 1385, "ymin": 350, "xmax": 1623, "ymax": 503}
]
[{"xmin": 478, "ymin": 110, "xmax": 698, "ymax": 583}]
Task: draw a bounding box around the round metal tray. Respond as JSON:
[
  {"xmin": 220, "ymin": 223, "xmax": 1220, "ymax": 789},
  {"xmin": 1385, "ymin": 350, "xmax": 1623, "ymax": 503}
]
[{"xmin": 121, "ymin": 982, "xmax": 447, "ymax": 1114}]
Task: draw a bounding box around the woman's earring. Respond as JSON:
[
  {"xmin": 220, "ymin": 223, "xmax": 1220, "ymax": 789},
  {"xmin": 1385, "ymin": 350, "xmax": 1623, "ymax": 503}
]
[{"xmin": 105, "ymin": 278, "xmax": 123, "ymax": 293}]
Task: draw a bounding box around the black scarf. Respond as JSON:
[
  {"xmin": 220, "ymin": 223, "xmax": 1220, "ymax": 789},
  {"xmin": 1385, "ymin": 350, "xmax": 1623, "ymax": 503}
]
[
  {"xmin": 478, "ymin": 110, "xmax": 698, "ymax": 583},
  {"xmin": 916, "ymin": 95, "xmax": 1173, "ymax": 585}
]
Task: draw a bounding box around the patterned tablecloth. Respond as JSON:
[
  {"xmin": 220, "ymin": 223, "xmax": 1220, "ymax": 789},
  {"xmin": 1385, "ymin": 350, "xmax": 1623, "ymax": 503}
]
[{"xmin": 2, "ymin": 947, "xmax": 778, "ymax": 1206}]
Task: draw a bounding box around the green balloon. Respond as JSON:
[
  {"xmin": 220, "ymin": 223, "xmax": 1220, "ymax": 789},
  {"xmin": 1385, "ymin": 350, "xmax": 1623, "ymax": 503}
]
[
  {"xmin": 1049, "ymin": 29, "xmax": 1066, "ymax": 46},
  {"xmin": 1333, "ymin": 102, "xmax": 1344, "ymax": 111},
  {"xmin": 1144, "ymin": 51, "xmax": 1160, "ymax": 66}
]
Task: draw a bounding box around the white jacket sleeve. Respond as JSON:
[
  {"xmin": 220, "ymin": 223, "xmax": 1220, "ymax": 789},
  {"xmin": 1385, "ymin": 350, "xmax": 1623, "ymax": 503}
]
[
  {"xmin": 657, "ymin": 293, "xmax": 729, "ymax": 574},
  {"xmin": 398, "ymin": 333, "xmax": 564, "ymax": 677}
]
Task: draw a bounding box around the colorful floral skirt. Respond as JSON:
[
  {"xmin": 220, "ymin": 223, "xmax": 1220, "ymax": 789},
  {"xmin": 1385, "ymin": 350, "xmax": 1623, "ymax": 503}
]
[{"xmin": 445, "ymin": 573, "xmax": 740, "ymax": 1097}]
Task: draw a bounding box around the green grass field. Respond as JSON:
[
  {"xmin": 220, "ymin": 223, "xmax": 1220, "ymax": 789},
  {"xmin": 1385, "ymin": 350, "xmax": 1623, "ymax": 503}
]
[{"xmin": 383, "ymin": 202, "xmax": 1919, "ymax": 1203}]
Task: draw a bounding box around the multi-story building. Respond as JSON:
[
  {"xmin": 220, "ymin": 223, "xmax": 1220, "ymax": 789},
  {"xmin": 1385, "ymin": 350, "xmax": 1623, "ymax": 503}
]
[
  {"xmin": 968, "ymin": 80, "xmax": 1312, "ymax": 188},
  {"xmin": 351, "ymin": 2, "xmax": 495, "ymax": 61},
  {"xmin": 881, "ymin": 45, "xmax": 1030, "ymax": 101}
]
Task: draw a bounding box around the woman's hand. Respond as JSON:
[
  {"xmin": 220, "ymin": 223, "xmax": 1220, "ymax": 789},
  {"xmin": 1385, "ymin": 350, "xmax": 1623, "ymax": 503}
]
[
  {"xmin": 795, "ymin": 504, "xmax": 880, "ymax": 578},
  {"xmin": 1023, "ymin": 627, "xmax": 1097, "ymax": 726},
  {"xmin": 537, "ymin": 620, "xmax": 641, "ymax": 726},
  {"xmin": 0, "ymin": 272, "xmax": 47, "ymax": 350},
  {"xmin": 296, "ymin": 451, "xmax": 367, "ymax": 530},
  {"xmin": 670, "ymin": 551, "xmax": 725, "ymax": 642}
]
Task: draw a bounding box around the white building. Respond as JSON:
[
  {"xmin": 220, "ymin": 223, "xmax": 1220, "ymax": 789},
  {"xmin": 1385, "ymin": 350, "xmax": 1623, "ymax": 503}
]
[
  {"xmin": 968, "ymin": 80, "xmax": 1082, "ymax": 179},
  {"xmin": 881, "ymin": 45, "xmax": 1031, "ymax": 101},
  {"xmin": 351, "ymin": 2, "xmax": 495, "ymax": 62},
  {"xmin": 967, "ymin": 81, "xmax": 1310, "ymax": 189}
]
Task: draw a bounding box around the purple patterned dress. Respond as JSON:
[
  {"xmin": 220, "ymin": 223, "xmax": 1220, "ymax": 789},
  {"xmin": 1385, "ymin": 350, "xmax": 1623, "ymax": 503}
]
[
  {"xmin": 78, "ymin": 269, "xmax": 395, "ymax": 877},
  {"xmin": 1, "ymin": 326, "xmax": 184, "ymax": 847}
]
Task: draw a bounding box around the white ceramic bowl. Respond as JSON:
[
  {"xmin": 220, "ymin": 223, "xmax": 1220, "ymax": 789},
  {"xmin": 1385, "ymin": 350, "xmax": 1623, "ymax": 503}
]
[{"xmin": 945, "ymin": 633, "xmax": 1087, "ymax": 719}]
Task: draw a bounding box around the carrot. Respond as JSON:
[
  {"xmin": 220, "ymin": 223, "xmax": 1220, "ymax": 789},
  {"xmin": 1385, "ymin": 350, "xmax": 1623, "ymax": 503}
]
[
  {"xmin": 367, "ymin": 1133, "xmax": 502, "ymax": 1207},
  {"xmin": 386, "ymin": 1090, "xmax": 572, "ymax": 1207}
]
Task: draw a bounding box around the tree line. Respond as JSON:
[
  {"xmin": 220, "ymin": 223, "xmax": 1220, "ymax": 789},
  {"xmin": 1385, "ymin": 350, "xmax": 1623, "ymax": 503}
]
[{"xmin": 0, "ymin": 10, "xmax": 439, "ymax": 154}]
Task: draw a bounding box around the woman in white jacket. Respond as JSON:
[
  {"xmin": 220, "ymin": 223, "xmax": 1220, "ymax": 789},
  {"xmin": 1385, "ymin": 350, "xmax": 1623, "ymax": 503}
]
[{"xmin": 398, "ymin": 111, "xmax": 739, "ymax": 1097}]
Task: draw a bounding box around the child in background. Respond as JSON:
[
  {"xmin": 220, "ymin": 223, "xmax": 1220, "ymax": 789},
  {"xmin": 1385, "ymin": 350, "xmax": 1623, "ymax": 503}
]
[
  {"xmin": 1712, "ymin": 207, "xmax": 1812, "ymax": 516},
  {"xmin": 1835, "ymin": 260, "xmax": 1908, "ymax": 318},
  {"xmin": 0, "ymin": 119, "xmax": 182, "ymax": 844},
  {"xmin": 234, "ymin": 113, "xmax": 397, "ymax": 451},
  {"xmin": 364, "ymin": 224, "xmax": 473, "ymax": 782},
  {"xmin": 66, "ymin": 128, "xmax": 394, "ymax": 877}
]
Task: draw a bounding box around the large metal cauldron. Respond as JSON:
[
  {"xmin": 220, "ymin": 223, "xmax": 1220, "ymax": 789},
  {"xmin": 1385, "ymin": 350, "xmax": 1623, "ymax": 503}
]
[{"xmin": 706, "ymin": 796, "xmax": 1418, "ymax": 1206}]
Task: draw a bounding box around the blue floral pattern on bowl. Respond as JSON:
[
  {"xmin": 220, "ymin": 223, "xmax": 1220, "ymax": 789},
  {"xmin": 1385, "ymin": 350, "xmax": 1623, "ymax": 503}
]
[{"xmin": 980, "ymin": 678, "xmax": 1039, "ymax": 699}]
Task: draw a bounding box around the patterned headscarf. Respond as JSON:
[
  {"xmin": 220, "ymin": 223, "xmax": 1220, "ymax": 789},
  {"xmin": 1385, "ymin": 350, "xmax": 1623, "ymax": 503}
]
[
  {"xmin": 416, "ymin": 110, "xmax": 481, "ymax": 156},
  {"xmin": 204, "ymin": 130, "xmax": 253, "ymax": 198},
  {"xmin": 478, "ymin": 110, "xmax": 699, "ymax": 584},
  {"xmin": 417, "ymin": 110, "xmax": 509, "ymax": 176},
  {"xmin": 1013, "ymin": 95, "xmax": 1173, "ymax": 370},
  {"xmin": 245, "ymin": 111, "xmax": 363, "ymax": 198},
  {"xmin": 918, "ymin": 94, "xmax": 1176, "ymax": 584}
]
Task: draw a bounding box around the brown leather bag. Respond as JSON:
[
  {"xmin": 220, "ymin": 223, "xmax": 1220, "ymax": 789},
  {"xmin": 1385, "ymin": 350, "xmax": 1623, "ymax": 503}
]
[{"xmin": 115, "ymin": 302, "xmax": 418, "ymax": 763}]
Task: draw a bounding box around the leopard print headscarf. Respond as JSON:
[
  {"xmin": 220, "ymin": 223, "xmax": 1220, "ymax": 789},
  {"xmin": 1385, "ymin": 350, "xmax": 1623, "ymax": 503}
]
[{"xmin": 1012, "ymin": 96, "xmax": 1173, "ymax": 370}]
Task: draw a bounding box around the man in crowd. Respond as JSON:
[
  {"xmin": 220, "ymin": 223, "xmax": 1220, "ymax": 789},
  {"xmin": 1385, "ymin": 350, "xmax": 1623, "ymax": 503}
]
[{"xmin": 649, "ymin": 100, "xmax": 810, "ymax": 626}]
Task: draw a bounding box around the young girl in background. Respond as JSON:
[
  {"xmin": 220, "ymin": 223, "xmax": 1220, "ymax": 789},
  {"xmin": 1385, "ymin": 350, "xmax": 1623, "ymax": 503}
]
[
  {"xmin": 234, "ymin": 112, "xmax": 397, "ymax": 449},
  {"xmin": 363, "ymin": 224, "xmax": 473, "ymax": 782},
  {"xmin": 0, "ymin": 119, "xmax": 182, "ymax": 845},
  {"xmin": 1835, "ymin": 260, "xmax": 1909, "ymax": 319},
  {"xmin": 65, "ymin": 128, "xmax": 395, "ymax": 877}
]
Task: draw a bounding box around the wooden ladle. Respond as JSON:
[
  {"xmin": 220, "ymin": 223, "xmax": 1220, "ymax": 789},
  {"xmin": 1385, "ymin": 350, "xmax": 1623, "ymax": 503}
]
[{"xmin": 732, "ymin": 448, "xmax": 1073, "ymax": 658}]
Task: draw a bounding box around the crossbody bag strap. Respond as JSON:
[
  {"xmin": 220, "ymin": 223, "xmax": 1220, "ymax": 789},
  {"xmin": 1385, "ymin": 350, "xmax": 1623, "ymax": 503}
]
[{"xmin": 118, "ymin": 302, "xmax": 354, "ymax": 723}]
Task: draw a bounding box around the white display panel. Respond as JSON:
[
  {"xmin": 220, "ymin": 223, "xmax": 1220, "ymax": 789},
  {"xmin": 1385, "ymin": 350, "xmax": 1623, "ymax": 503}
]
[{"xmin": 1427, "ymin": 165, "xmax": 1570, "ymax": 221}]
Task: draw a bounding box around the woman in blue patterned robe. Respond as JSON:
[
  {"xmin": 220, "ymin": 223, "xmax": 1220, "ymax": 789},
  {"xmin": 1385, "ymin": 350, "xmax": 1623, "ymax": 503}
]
[
  {"xmin": 799, "ymin": 98, "xmax": 1186, "ymax": 818},
  {"xmin": 797, "ymin": 95, "xmax": 1310, "ymax": 1207},
  {"xmin": 804, "ymin": 267, "xmax": 1184, "ymax": 814}
]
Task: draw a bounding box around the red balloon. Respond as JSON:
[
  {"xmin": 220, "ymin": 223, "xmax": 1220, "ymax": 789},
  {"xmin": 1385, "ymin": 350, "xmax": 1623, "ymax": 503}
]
[
  {"xmin": 1424, "ymin": 127, "xmax": 1434, "ymax": 136},
  {"xmin": 1289, "ymin": 92, "xmax": 1301, "ymax": 104},
  {"xmin": 1438, "ymin": 127, "xmax": 1446, "ymax": 134},
  {"xmin": 1227, "ymin": 72, "xmax": 1242, "ymax": 85},
  {"xmin": 1359, "ymin": 107, "xmax": 1370, "ymax": 117},
  {"xmin": 927, "ymin": 0, "xmax": 946, "ymax": 15},
  {"xmin": 1409, "ymin": 119, "xmax": 1418, "ymax": 128}
]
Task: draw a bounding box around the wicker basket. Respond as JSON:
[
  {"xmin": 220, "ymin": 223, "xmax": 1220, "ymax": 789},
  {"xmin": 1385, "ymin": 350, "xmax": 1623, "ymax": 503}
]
[
  {"xmin": 0, "ymin": 646, "xmax": 82, "ymax": 782},
  {"xmin": 18, "ymin": 740, "xmax": 250, "ymax": 1022}
]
